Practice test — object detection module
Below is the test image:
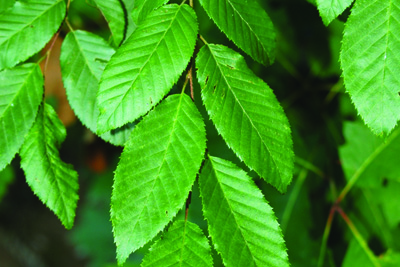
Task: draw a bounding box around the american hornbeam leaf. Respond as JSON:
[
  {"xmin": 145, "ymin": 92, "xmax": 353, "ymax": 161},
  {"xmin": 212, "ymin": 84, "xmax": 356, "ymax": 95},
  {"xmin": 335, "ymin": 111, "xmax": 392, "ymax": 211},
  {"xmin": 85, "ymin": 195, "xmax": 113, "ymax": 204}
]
[
  {"xmin": 141, "ymin": 220, "xmax": 213, "ymax": 267},
  {"xmin": 60, "ymin": 30, "xmax": 134, "ymax": 146},
  {"xmin": 316, "ymin": 0, "xmax": 354, "ymax": 26},
  {"xmin": 19, "ymin": 103, "xmax": 79, "ymax": 230},
  {"xmin": 196, "ymin": 44, "xmax": 294, "ymax": 193},
  {"xmin": 93, "ymin": 0, "xmax": 125, "ymax": 46},
  {"xmin": 339, "ymin": 122, "xmax": 400, "ymax": 188},
  {"xmin": 199, "ymin": 156, "xmax": 289, "ymax": 267},
  {"xmin": 111, "ymin": 94, "xmax": 206, "ymax": 265},
  {"xmin": 0, "ymin": 63, "xmax": 43, "ymax": 171},
  {"xmin": 131, "ymin": 0, "xmax": 169, "ymax": 25},
  {"xmin": 0, "ymin": 0, "xmax": 66, "ymax": 71},
  {"xmin": 198, "ymin": 0, "xmax": 276, "ymax": 66},
  {"xmin": 341, "ymin": 0, "xmax": 400, "ymax": 135},
  {"xmin": 97, "ymin": 4, "xmax": 198, "ymax": 134}
]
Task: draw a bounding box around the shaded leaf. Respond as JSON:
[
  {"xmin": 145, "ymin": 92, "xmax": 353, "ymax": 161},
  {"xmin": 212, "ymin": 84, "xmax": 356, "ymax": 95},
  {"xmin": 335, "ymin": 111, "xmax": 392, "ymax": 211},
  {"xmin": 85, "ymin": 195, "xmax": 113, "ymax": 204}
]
[
  {"xmin": 131, "ymin": 0, "xmax": 169, "ymax": 25},
  {"xmin": 198, "ymin": 0, "xmax": 276, "ymax": 65},
  {"xmin": 199, "ymin": 156, "xmax": 289, "ymax": 266},
  {"xmin": 60, "ymin": 30, "xmax": 134, "ymax": 146},
  {"xmin": 316, "ymin": 0, "xmax": 354, "ymax": 26},
  {"xmin": 93, "ymin": 0, "xmax": 125, "ymax": 46},
  {"xmin": 141, "ymin": 220, "xmax": 213, "ymax": 267},
  {"xmin": 341, "ymin": 0, "xmax": 400, "ymax": 135},
  {"xmin": 97, "ymin": 4, "xmax": 198, "ymax": 133},
  {"xmin": 196, "ymin": 44, "xmax": 294, "ymax": 193},
  {"xmin": 0, "ymin": 0, "xmax": 66, "ymax": 70},
  {"xmin": 19, "ymin": 104, "xmax": 79, "ymax": 229},
  {"xmin": 111, "ymin": 94, "xmax": 206, "ymax": 264},
  {"xmin": 0, "ymin": 63, "xmax": 43, "ymax": 171}
]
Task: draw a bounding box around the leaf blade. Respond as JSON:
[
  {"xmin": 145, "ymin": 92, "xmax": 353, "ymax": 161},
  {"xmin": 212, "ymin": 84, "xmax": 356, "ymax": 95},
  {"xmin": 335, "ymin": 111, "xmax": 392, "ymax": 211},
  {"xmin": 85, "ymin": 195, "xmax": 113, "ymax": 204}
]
[
  {"xmin": 97, "ymin": 4, "xmax": 198, "ymax": 133},
  {"xmin": 111, "ymin": 94, "xmax": 206, "ymax": 264},
  {"xmin": 93, "ymin": 0, "xmax": 125, "ymax": 46},
  {"xmin": 19, "ymin": 104, "xmax": 79, "ymax": 229},
  {"xmin": 198, "ymin": 0, "xmax": 276, "ymax": 65},
  {"xmin": 131, "ymin": 0, "xmax": 169, "ymax": 25},
  {"xmin": 199, "ymin": 156, "xmax": 289, "ymax": 267},
  {"xmin": 316, "ymin": 0, "xmax": 354, "ymax": 26},
  {"xmin": 196, "ymin": 44, "xmax": 294, "ymax": 193},
  {"xmin": 0, "ymin": 63, "xmax": 43, "ymax": 171},
  {"xmin": 0, "ymin": 0, "xmax": 66, "ymax": 70},
  {"xmin": 341, "ymin": 0, "xmax": 400, "ymax": 135}
]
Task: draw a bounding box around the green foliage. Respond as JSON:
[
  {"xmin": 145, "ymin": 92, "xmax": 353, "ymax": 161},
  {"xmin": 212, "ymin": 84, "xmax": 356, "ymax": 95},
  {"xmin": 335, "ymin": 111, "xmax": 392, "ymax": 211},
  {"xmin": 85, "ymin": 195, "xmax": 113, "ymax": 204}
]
[
  {"xmin": 199, "ymin": 156, "xmax": 289, "ymax": 267},
  {"xmin": 316, "ymin": 0, "xmax": 354, "ymax": 25},
  {"xmin": 111, "ymin": 93, "xmax": 206, "ymax": 264},
  {"xmin": 0, "ymin": 63, "xmax": 43, "ymax": 171},
  {"xmin": 141, "ymin": 220, "xmax": 213, "ymax": 267},
  {"xmin": 97, "ymin": 4, "xmax": 198, "ymax": 133},
  {"xmin": 0, "ymin": 0, "xmax": 66, "ymax": 70},
  {"xmin": 341, "ymin": 0, "xmax": 400, "ymax": 135},
  {"xmin": 196, "ymin": 44, "xmax": 294, "ymax": 193},
  {"xmin": 131, "ymin": 0, "xmax": 169, "ymax": 25},
  {"xmin": 20, "ymin": 103, "xmax": 79, "ymax": 229}
]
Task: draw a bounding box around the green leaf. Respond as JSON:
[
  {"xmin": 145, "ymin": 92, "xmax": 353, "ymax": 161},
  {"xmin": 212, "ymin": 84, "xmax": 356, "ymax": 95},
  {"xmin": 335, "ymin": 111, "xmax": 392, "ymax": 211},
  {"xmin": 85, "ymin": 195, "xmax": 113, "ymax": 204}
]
[
  {"xmin": 0, "ymin": 0, "xmax": 66, "ymax": 70},
  {"xmin": 93, "ymin": 0, "xmax": 125, "ymax": 46},
  {"xmin": 316, "ymin": 0, "xmax": 354, "ymax": 26},
  {"xmin": 131, "ymin": 0, "xmax": 169, "ymax": 25},
  {"xmin": 0, "ymin": 63, "xmax": 43, "ymax": 171},
  {"xmin": 141, "ymin": 220, "xmax": 213, "ymax": 267},
  {"xmin": 199, "ymin": 156, "xmax": 289, "ymax": 267},
  {"xmin": 0, "ymin": 0, "xmax": 14, "ymax": 15},
  {"xmin": 19, "ymin": 103, "xmax": 79, "ymax": 229},
  {"xmin": 339, "ymin": 122, "xmax": 400, "ymax": 188},
  {"xmin": 0, "ymin": 165, "xmax": 14, "ymax": 203},
  {"xmin": 341, "ymin": 0, "xmax": 400, "ymax": 135},
  {"xmin": 196, "ymin": 44, "xmax": 294, "ymax": 193},
  {"xmin": 97, "ymin": 4, "xmax": 198, "ymax": 133},
  {"xmin": 60, "ymin": 30, "xmax": 134, "ymax": 146},
  {"xmin": 111, "ymin": 93, "xmax": 206, "ymax": 264},
  {"xmin": 198, "ymin": 0, "xmax": 276, "ymax": 65}
]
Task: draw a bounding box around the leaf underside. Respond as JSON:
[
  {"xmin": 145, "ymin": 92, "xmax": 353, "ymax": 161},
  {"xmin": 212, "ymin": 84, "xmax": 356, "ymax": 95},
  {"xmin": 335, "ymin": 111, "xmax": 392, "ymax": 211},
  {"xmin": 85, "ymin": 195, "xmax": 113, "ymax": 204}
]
[
  {"xmin": 111, "ymin": 94, "xmax": 206, "ymax": 265},
  {"xmin": 60, "ymin": 30, "xmax": 134, "ymax": 146},
  {"xmin": 97, "ymin": 4, "xmax": 198, "ymax": 133},
  {"xmin": 196, "ymin": 44, "xmax": 294, "ymax": 193},
  {"xmin": 141, "ymin": 220, "xmax": 213, "ymax": 267},
  {"xmin": 341, "ymin": 0, "xmax": 400, "ymax": 135},
  {"xmin": 0, "ymin": 0, "xmax": 66, "ymax": 70},
  {"xmin": 93, "ymin": 0, "xmax": 125, "ymax": 46},
  {"xmin": 19, "ymin": 104, "xmax": 79, "ymax": 229},
  {"xmin": 199, "ymin": 0, "xmax": 276, "ymax": 65},
  {"xmin": 131, "ymin": 0, "xmax": 169, "ymax": 25},
  {"xmin": 316, "ymin": 0, "xmax": 354, "ymax": 26},
  {"xmin": 199, "ymin": 156, "xmax": 289, "ymax": 267},
  {"xmin": 0, "ymin": 63, "xmax": 43, "ymax": 171}
]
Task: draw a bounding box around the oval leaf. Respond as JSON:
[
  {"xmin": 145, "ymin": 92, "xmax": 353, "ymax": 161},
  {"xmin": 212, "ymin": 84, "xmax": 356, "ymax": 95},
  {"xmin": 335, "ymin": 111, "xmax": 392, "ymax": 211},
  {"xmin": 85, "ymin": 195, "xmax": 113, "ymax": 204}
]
[
  {"xmin": 93, "ymin": 0, "xmax": 125, "ymax": 46},
  {"xmin": 20, "ymin": 104, "xmax": 79, "ymax": 229},
  {"xmin": 141, "ymin": 220, "xmax": 213, "ymax": 267},
  {"xmin": 341, "ymin": 0, "xmax": 400, "ymax": 135},
  {"xmin": 316, "ymin": 0, "xmax": 354, "ymax": 26},
  {"xmin": 97, "ymin": 4, "xmax": 198, "ymax": 133},
  {"xmin": 199, "ymin": 156, "xmax": 289, "ymax": 267},
  {"xmin": 111, "ymin": 94, "xmax": 206, "ymax": 264},
  {"xmin": 196, "ymin": 44, "xmax": 294, "ymax": 193},
  {"xmin": 131, "ymin": 0, "xmax": 169, "ymax": 25},
  {"xmin": 0, "ymin": 0, "xmax": 66, "ymax": 70},
  {"xmin": 198, "ymin": 0, "xmax": 275, "ymax": 65},
  {"xmin": 60, "ymin": 30, "xmax": 134, "ymax": 146},
  {"xmin": 0, "ymin": 63, "xmax": 43, "ymax": 171}
]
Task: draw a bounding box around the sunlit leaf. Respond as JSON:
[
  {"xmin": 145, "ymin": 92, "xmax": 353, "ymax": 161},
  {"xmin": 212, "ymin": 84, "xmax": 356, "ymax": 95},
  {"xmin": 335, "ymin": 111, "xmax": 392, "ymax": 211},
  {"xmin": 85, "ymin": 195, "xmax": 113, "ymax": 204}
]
[
  {"xmin": 316, "ymin": 0, "xmax": 354, "ymax": 26},
  {"xmin": 131, "ymin": 0, "xmax": 169, "ymax": 25},
  {"xmin": 93, "ymin": 0, "xmax": 125, "ymax": 46}
]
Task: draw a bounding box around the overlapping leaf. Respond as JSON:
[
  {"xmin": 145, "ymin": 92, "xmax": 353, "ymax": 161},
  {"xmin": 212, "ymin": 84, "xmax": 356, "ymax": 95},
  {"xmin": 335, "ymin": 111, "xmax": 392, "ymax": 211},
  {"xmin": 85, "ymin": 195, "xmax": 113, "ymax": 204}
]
[
  {"xmin": 97, "ymin": 4, "xmax": 198, "ymax": 133},
  {"xmin": 111, "ymin": 94, "xmax": 206, "ymax": 264},
  {"xmin": 0, "ymin": 0, "xmax": 66, "ymax": 70},
  {"xmin": 199, "ymin": 156, "xmax": 289, "ymax": 267},
  {"xmin": 60, "ymin": 30, "xmax": 134, "ymax": 146},
  {"xmin": 341, "ymin": 0, "xmax": 400, "ymax": 135},
  {"xmin": 196, "ymin": 44, "xmax": 294, "ymax": 193},
  {"xmin": 199, "ymin": 0, "xmax": 275, "ymax": 65},
  {"xmin": 0, "ymin": 0, "xmax": 14, "ymax": 15},
  {"xmin": 19, "ymin": 104, "xmax": 79, "ymax": 229},
  {"xmin": 131, "ymin": 0, "xmax": 169, "ymax": 25},
  {"xmin": 0, "ymin": 63, "xmax": 43, "ymax": 171},
  {"xmin": 93, "ymin": 0, "xmax": 125, "ymax": 46},
  {"xmin": 141, "ymin": 220, "xmax": 213, "ymax": 267},
  {"xmin": 316, "ymin": 0, "xmax": 354, "ymax": 26}
]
